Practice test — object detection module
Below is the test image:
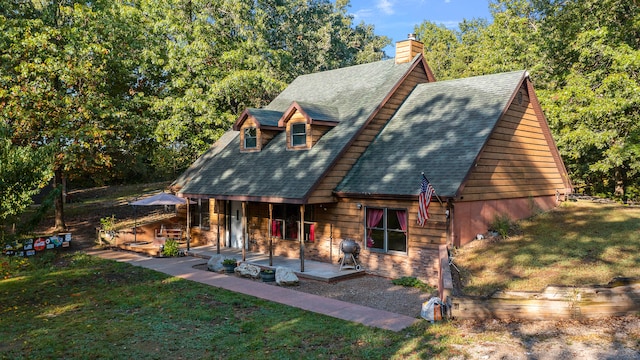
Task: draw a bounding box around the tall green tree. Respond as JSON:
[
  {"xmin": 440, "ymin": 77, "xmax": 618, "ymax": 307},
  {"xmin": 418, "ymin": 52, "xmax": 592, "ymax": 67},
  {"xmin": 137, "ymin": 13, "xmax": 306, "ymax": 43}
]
[
  {"xmin": 0, "ymin": 126, "xmax": 53, "ymax": 242},
  {"xmin": 534, "ymin": 0, "xmax": 640, "ymax": 199},
  {"xmin": 0, "ymin": 0, "xmax": 153, "ymax": 230},
  {"xmin": 148, "ymin": 0, "xmax": 390, "ymax": 165},
  {"xmin": 541, "ymin": 27, "xmax": 640, "ymax": 198},
  {"xmin": 415, "ymin": 0, "xmax": 541, "ymax": 80}
]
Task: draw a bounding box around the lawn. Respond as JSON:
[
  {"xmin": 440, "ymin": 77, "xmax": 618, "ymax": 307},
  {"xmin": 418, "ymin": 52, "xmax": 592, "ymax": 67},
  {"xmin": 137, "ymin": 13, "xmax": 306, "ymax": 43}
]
[
  {"xmin": 453, "ymin": 199, "xmax": 640, "ymax": 296},
  {"xmin": 4, "ymin": 195, "xmax": 640, "ymax": 359},
  {"xmin": 1, "ymin": 252, "xmax": 462, "ymax": 359}
]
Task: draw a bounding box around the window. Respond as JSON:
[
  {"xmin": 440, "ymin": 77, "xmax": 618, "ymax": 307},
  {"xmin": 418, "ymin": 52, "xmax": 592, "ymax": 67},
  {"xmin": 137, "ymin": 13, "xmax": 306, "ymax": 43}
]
[
  {"xmin": 190, "ymin": 198, "xmax": 210, "ymax": 230},
  {"xmin": 271, "ymin": 204, "xmax": 315, "ymax": 241},
  {"xmin": 244, "ymin": 127, "xmax": 257, "ymax": 149},
  {"xmin": 365, "ymin": 207, "xmax": 407, "ymax": 253},
  {"xmin": 291, "ymin": 123, "xmax": 306, "ymax": 147}
]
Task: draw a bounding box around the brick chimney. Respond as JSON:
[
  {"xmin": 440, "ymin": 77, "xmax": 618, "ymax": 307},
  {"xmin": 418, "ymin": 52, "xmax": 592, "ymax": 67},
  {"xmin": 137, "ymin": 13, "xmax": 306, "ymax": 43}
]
[{"xmin": 395, "ymin": 33, "xmax": 424, "ymax": 64}]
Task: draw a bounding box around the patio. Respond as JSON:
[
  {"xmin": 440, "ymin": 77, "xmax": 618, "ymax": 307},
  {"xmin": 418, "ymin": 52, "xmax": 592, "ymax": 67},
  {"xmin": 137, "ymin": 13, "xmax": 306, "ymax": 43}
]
[{"xmin": 186, "ymin": 245, "xmax": 365, "ymax": 283}]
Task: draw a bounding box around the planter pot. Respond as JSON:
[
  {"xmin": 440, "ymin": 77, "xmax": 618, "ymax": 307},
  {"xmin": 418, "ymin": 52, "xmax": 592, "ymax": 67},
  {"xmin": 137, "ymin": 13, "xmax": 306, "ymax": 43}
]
[
  {"xmin": 260, "ymin": 271, "xmax": 276, "ymax": 283},
  {"xmin": 222, "ymin": 263, "xmax": 237, "ymax": 274}
]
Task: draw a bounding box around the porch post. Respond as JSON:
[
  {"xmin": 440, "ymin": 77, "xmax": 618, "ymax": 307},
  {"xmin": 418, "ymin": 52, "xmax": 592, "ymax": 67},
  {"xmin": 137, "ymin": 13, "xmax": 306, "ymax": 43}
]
[
  {"xmin": 299, "ymin": 204, "xmax": 305, "ymax": 272},
  {"xmin": 269, "ymin": 203, "xmax": 273, "ymax": 266},
  {"xmin": 186, "ymin": 198, "xmax": 190, "ymax": 251},
  {"xmin": 216, "ymin": 199, "xmax": 220, "ymax": 254},
  {"xmin": 242, "ymin": 201, "xmax": 247, "ymax": 262}
]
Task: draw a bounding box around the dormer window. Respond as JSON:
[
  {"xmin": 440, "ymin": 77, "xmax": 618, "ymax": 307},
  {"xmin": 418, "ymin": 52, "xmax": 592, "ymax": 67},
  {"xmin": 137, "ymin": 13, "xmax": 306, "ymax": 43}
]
[
  {"xmin": 244, "ymin": 127, "xmax": 257, "ymax": 149},
  {"xmin": 278, "ymin": 102, "xmax": 338, "ymax": 150},
  {"xmin": 291, "ymin": 123, "xmax": 307, "ymax": 147},
  {"xmin": 233, "ymin": 108, "xmax": 285, "ymax": 152}
]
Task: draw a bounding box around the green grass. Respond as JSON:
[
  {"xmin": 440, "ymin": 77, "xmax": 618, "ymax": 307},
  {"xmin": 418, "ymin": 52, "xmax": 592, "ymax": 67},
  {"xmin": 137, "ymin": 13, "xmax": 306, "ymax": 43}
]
[
  {"xmin": 1, "ymin": 252, "xmax": 455, "ymax": 359},
  {"xmin": 454, "ymin": 200, "xmax": 640, "ymax": 296}
]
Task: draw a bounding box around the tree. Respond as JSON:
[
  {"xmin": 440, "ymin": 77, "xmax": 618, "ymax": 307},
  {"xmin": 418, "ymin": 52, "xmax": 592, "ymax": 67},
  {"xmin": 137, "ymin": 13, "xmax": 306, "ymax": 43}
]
[
  {"xmin": 415, "ymin": 0, "xmax": 542, "ymax": 80},
  {"xmin": 540, "ymin": 28, "xmax": 640, "ymax": 199},
  {"xmin": 148, "ymin": 0, "xmax": 390, "ymax": 162},
  {"xmin": 0, "ymin": 126, "xmax": 53, "ymax": 242},
  {"xmin": 1, "ymin": 1, "xmax": 153, "ymax": 230},
  {"xmin": 413, "ymin": 21, "xmax": 460, "ymax": 80},
  {"xmin": 533, "ymin": 0, "xmax": 640, "ymax": 199}
]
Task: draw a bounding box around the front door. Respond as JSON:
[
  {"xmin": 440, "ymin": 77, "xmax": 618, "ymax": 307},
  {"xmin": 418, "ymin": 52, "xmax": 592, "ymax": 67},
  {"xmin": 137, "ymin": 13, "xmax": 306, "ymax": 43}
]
[{"xmin": 229, "ymin": 201, "xmax": 243, "ymax": 249}]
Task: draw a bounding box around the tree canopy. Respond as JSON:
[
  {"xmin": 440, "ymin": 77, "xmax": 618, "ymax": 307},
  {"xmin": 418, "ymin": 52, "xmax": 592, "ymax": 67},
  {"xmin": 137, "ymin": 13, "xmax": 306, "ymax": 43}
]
[{"xmin": 0, "ymin": 0, "xmax": 389, "ymax": 230}]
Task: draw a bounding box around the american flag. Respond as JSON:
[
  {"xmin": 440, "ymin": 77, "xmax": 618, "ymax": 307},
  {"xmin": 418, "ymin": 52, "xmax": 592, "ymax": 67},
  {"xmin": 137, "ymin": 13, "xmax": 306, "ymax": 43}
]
[{"xmin": 417, "ymin": 175, "xmax": 435, "ymax": 227}]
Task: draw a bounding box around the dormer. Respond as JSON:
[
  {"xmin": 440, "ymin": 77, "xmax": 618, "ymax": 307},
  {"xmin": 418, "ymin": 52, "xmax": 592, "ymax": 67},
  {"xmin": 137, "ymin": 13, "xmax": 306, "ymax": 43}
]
[
  {"xmin": 278, "ymin": 101, "xmax": 339, "ymax": 150},
  {"xmin": 233, "ymin": 108, "xmax": 283, "ymax": 152}
]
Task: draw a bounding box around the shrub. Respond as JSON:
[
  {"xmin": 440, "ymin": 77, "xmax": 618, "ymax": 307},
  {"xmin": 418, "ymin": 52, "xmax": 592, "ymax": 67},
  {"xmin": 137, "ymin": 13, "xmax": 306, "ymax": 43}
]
[
  {"xmin": 162, "ymin": 239, "xmax": 180, "ymax": 257},
  {"xmin": 490, "ymin": 214, "xmax": 514, "ymax": 238},
  {"xmin": 99, "ymin": 215, "xmax": 116, "ymax": 232},
  {"xmin": 222, "ymin": 258, "xmax": 236, "ymax": 265},
  {"xmin": 391, "ymin": 276, "xmax": 435, "ymax": 292}
]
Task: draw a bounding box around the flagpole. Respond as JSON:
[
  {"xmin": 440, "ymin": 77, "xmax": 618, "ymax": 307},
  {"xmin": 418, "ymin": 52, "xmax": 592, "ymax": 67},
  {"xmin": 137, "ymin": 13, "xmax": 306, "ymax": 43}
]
[{"xmin": 422, "ymin": 172, "xmax": 443, "ymax": 205}]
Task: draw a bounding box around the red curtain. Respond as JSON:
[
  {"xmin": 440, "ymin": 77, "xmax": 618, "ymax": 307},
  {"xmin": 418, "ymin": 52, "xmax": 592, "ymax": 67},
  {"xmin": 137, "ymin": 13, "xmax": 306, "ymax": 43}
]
[
  {"xmin": 366, "ymin": 208, "xmax": 384, "ymax": 247},
  {"xmin": 271, "ymin": 220, "xmax": 282, "ymax": 238},
  {"xmin": 396, "ymin": 210, "xmax": 407, "ymax": 231}
]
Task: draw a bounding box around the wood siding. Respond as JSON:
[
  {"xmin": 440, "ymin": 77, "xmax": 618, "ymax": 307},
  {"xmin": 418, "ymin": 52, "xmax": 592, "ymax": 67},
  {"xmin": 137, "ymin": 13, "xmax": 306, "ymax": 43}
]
[
  {"xmin": 460, "ymin": 84, "xmax": 566, "ymax": 202},
  {"xmin": 239, "ymin": 117, "xmax": 261, "ymax": 152},
  {"xmin": 395, "ymin": 39, "xmax": 424, "ymax": 64},
  {"xmin": 285, "ymin": 112, "xmax": 310, "ymax": 150},
  {"xmin": 311, "ymin": 124, "xmax": 332, "ymax": 147},
  {"xmin": 236, "ymin": 197, "xmax": 445, "ymax": 283},
  {"xmin": 204, "ymin": 198, "xmax": 444, "ymax": 283},
  {"xmin": 261, "ymin": 129, "xmax": 279, "ymax": 148},
  {"xmin": 306, "ymin": 63, "xmax": 431, "ymax": 204}
]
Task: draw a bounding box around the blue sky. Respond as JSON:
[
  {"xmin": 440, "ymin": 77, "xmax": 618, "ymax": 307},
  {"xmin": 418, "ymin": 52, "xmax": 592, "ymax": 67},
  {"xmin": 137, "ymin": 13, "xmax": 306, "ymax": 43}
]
[{"xmin": 343, "ymin": 0, "xmax": 492, "ymax": 55}]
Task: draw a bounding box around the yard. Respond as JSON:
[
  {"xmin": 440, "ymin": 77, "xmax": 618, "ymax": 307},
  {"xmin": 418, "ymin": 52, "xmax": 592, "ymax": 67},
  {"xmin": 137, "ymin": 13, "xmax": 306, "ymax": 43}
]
[
  {"xmin": 453, "ymin": 199, "xmax": 640, "ymax": 296},
  {"xmin": 2, "ymin": 186, "xmax": 639, "ymax": 359}
]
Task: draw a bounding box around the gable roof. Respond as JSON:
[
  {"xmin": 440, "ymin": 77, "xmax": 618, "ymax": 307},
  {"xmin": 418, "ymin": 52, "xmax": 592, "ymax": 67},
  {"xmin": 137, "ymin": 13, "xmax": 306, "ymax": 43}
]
[
  {"xmin": 335, "ymin": 70, "xmax": 528, "ymax": 198},
  {"xmin": 234, "ymin": 108, "xmax": 283, "ymax": 129},
  {"xmin": 174, "ymin": 57, "xmax": 422, "ymax": 202},
  {"xmin": 279, "ymin": 101, "xmax": 340, "ymax": 125}
]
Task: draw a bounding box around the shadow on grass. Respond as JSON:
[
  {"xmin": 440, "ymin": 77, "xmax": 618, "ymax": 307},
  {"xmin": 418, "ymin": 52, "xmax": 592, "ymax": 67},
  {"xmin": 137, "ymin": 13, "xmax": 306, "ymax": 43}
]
[
  {"xmin": 455, "ymin": 201, "xmax": 640, "ymax": 296},
  {"xmin": 1, "ymin": 252, "xmax": 451, "ymax": 359}
]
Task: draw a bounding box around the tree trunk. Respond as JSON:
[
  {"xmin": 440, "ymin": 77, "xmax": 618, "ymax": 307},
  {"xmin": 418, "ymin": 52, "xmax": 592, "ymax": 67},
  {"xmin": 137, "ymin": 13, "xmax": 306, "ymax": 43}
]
[
  {"xmin": 614, "ymin": 167, "xmax": 627, "ymax": 203},
  {"xmin": 53, "ymin": 168, "xmax": 66, "ymax": 231}
]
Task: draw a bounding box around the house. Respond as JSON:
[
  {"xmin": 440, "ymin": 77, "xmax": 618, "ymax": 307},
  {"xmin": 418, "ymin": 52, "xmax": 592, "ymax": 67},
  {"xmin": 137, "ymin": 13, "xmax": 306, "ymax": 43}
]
[{"xmin": 172, "ymin": 37, "xmax": 572, "ymax": 284}]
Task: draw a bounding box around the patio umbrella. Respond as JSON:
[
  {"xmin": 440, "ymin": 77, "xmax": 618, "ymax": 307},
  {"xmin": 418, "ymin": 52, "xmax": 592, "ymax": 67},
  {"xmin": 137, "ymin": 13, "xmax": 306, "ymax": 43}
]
[
  {"xmin": 130, "ymin": 192, "xmax": 186, "ymax": 243},
  {"xmin": 130, "ymin": 192, "xmax": 186, "ymax": 206}
]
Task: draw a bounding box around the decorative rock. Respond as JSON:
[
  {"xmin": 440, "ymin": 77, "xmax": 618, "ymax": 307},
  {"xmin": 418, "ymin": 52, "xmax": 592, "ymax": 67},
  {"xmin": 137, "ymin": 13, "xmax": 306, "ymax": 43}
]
[
  {"xmin": 207, "ymin": 254, "xmax": 225, "ymax": 272},
  {"xmin": 235, "ymin": 263, "xmax": 260, "ymax": 279},
  {"xmin": 275, "ymin": 266, "xmax": 299, "ymax": 286}
]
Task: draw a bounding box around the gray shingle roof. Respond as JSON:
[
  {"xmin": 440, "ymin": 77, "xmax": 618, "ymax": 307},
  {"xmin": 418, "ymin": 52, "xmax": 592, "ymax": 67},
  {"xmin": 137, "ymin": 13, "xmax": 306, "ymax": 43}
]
[
  {"xmin": 247, "ymin": 108, "xmax": 283, "ymax": 127},
  {"xmin": 336, "ymin": 70, "xmax": 527, "ymax": 197},
  {"xmin": 176, "ymin": 58, "xmax": 417, "ymax": 201},
  {"xmin": 295, "ymin": 102, "xmax": 340, "ymax": 122}
]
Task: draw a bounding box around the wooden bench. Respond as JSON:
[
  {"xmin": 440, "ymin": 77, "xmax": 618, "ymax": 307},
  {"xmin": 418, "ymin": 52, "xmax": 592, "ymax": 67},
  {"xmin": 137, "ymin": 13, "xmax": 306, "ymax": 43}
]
[{"xmin": 153, "ymin": 228, "xmax": 183, "ymax": 246}]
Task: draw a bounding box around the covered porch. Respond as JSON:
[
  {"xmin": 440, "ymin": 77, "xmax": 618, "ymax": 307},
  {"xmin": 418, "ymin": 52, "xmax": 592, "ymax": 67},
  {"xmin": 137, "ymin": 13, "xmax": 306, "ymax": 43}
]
[{"xmin": 185, "ymin": 244, "xmax": 364, "ymax": 283}]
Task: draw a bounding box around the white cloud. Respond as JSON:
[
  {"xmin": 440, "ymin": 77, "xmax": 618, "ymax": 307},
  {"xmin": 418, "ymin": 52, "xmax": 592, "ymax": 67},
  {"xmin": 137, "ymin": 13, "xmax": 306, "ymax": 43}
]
[
  {"xmin": 352, "ymin": 8, "xmax": 374, "ymax": 20},
  {"xmin": 377, "ymin": 0, "xmax": 395, "ymax": 15}
]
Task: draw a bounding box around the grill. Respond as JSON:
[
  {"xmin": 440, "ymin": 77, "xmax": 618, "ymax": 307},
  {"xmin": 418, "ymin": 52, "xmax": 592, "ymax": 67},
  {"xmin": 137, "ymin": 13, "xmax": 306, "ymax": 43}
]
[{"xmin": 339, "ymin": 238, "xmax": 362, "ymax": 271}]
